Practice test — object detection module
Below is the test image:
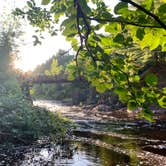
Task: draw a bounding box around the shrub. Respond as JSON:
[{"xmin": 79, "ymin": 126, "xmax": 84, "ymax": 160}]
[{"xmin": 0, "ymin": 86, "xmax": 72, "ymax": 145}]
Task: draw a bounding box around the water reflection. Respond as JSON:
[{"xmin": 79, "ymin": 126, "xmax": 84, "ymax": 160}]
[
  {"xmin": 75, "ymin": 143, "xmax": 130, "ymax": 166},
  {"xmin": 14, "ymin": 142, "xmax": 130, "ymax": 166}
]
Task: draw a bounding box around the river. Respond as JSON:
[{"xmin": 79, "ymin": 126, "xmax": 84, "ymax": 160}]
[{"xmin": 4, "ymin": 100, "xmax": 166, "ymax": 166}]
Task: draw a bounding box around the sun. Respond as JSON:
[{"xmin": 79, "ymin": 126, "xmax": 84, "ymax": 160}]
[{"xmin": 14, "ymin": 59, "xmax": 37, "ymax": 72}]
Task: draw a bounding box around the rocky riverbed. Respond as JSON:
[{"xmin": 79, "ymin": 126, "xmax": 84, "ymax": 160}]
[{"xmin": 1, "ymin": 100, "xmax": 166, "ymax": 166}]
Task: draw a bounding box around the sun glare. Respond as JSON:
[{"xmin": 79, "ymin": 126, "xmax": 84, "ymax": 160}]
[
  {"xmin": 14, "ymin": 45, "xmax": 54, "ymax": 72},
  {"xmin": 14, "ymin": 34, "xmax": 71, "ymax": 72},
  {"xmin": 14, "ymin": 45, "xmax": 50, "ymax": 72},
  {"xmin": 14, "ymin": 59, "xmax": 37, "ymax": 72}
]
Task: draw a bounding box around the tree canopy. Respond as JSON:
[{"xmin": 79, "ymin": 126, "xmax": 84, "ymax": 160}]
[{"xmin": 14, "ymin": 0, "xmax": 166, "ymax": 121}]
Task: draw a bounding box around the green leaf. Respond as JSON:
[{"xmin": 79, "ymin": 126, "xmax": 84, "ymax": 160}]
[
  {"xmin": 143, "ymin": 110, "xmax": 154, "ymax": 122},
  {"xmin": 139, "ymin": 30, "xmax": 161, "ymax": 50},
  {"xmin": 41, "ymin": 0, "xmax": 50, "ymax": 5},
  {"xmin": 133, "ymin": 75, "xmax": 140, "ymax": 82},
  {"xmin": 114, "ymin": 2, "xmax": 128, "ymax": 14},
  {"xmin": 118, "ymin": 73, "xmax": 127, "ymax": 82},
  {"xmin": 96, "ymin": 84, "xmax": 106, "ymax": 93},
  {"xmin": 145, "ymin": 73, "xmax": 158, "ymax": 86},
  {"xmin": 114, "ymin": 87, "xmax": 129, "ymax": 103},
  {"xmin": 138, "ymin": 109, "xmax": 154, "ymax": 122},
  {"xmin": 136, "ymin": 28, "xmax": 145, "ymax": 40},
  {"xmin": 158, "ymin": 96, "xmax": 166, "ymax": 108},
  {"xmin": 27, "ymin": 1, "xmax": 33, "ymax": 8},
  {"xmin": 137, "ymin": 15, "xmax": 148, "ymax": 24},
  {"xmin": 161, "ymin": 39, "xmax": 166, "ymax": 51},
  {"xmin": 162, "ymin": 87, "xmax": 166, "ymax": 94},
  {"xmin": 105, "ymin": 22, "xmax": 121, "ymax": 34},
  {"xmin": 127, "ymin": 100, "xmax": 138, "ymax": 110},
  {"xmin": 158, "ymin": 4, "xmax": 166, "ymax": 13},
  {"xmin": 114, "ymin": 87, "xmax": 128, "ymax": 95},
  {"xmin": 150, "ymin": 36, "xmax": 160, "ymax": 50},
  {"xmin": 79, "ymin": 0, "xmax": 91, "ymax": 14},
  {"xmin": 62, "ymin": 26, "xmax": 77, "ymax": 37},
  {"xmin": 14, "ymin": 8, "xmax": 25, "ymax": 15},
  {"xmin": 142, "ymin": 0, "xmax": 154, "ymax": 10},
  {"xmin": 113, "ymin": 34, "xmax": 125, "ymax": 44},
  {"xmin": 105, "ymin": 83, "xmax": 113, "ymax": 89},
  {"xmin": 103, "ymin": 12, "xmax": 113, "ymax": 19}
]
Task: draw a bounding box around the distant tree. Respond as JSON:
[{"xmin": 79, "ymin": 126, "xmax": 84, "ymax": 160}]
[
  {"xmin": 0, "ymin": 13, "xmax": 23, "ymax": 91},
  {"xmin": 31, "ymin": 50, "xmax": 96, "ymax": 104},
  {"xmin": 45, "ymin": 59, "xmax": 62, "ymax": 76}
]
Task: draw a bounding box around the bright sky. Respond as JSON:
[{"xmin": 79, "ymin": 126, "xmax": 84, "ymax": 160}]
[{"xmin": 0, "ymin": 0, "xmax": 118, "ymax": 72}]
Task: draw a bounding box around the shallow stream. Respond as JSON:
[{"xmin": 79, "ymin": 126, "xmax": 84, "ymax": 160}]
[{"xmin": 1, "ymin": 100, "xmax": 166, "ymax": 166}]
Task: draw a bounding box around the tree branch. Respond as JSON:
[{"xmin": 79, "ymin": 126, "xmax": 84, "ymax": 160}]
[
  {"xmin": 86, "ymin": 16, "xmax": 162, "ymax": 29},
  {"xmin": 74, "ymin": 1, "xmax": 96, "ymax": 64},
  {"xmin": 120, "ymin": 0, "xmax": 166, "ymax": 30},
  {"xmin": 75, "ymin": 5, "xmax": 83, "ymax": 78}
]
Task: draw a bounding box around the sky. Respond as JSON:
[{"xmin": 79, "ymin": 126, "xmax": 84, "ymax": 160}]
[{"xmin": 0, "ymin": 0, "xmax": 118, "ymax": 72}]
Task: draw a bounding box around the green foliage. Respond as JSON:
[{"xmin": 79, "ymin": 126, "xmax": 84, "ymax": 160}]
[
  {"xmin": 45, "ymin": 59, "xmax": 62, "ymax": 76},
  {"xmin": 138, "ymin": 109, "xmax": 155, "ymax": 122},
  {"xmin": 142, "ymin": 0, "xmax": 154, "ymax": 10},
  {"xmin": 158, "ymin": 96, "xmax": 166, "ymax": 108},
  {"xmin": 114, "ymin": 87, "xmax": 129, "ymax": 103},
  {"xmin": 14, "ymin": 0, "xmax": 166, "ymax": 121},
  {"xmin": 136, "ymin": 28, "xmax": 145, "ymax": 40},
  {"xmin": 114, "ymin": 2, "xmax": 128, "ymax": 14},
  {"xmin": 0, "ymin": 88, "xmax": 71, "ymax": 144},
  {"xmin": 127, "ymin": 100, "xmax": 138, "ymax": 110},
  {"xmin": 158, "ymin": 3, "xmax": 166, "ymax": 13},
  {"xmin": 145, "ymin": 73, "xmax": 158, "ymax": 86}
]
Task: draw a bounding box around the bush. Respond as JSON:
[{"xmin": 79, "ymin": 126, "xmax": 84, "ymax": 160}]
[{"xmin": 0, "ymin": 86, "xmax": 72, "ymax": 145}]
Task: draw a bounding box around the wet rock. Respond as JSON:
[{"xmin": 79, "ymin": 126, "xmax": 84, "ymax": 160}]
[{"xmin": 92, "ymin": 104, "xmax": 111, "ymax": 112}]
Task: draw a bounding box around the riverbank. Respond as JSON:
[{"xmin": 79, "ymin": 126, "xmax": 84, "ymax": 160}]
[
  {"xmin": 33, "ymin": 100, "xmax": 166, "ymax": 166},
  {"xmin": 1, "ymin": 100, "xmax": 165, "ymax": 165},
  {"xmin": 34, "ymin": 100, "xmax": 166, "ymax": 126}
]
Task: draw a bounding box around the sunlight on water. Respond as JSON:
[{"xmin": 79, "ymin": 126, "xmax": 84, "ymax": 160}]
[
  {"xmin": 16, "ymin": 142, "xmax": 129, "ymax": 166},
  {"xmin": 40, "ymin": 149, "xmax": 49, "ymax": 158}
]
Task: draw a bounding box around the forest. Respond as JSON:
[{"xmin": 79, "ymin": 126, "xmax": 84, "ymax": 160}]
[{"xmin": 0, "ymin": 0, "xmax": 166, "ymax": 165}]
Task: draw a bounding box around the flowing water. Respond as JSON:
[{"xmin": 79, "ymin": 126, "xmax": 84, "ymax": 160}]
[{"xmin": 2, "ymin": 100, "xmax": 166, "ymax": 166}]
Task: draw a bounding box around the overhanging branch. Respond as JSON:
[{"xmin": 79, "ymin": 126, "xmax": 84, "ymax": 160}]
[
  {"xmin": 74, "ymin": 0, "xmax": 96, "ymax": 64},
  {"xmin": 120, "ymin": 0, "xmax": 166, "ymax": 30},
  {"xmin": 86, "ymin": 16, "xmax": 162, "ymax": 29}
]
